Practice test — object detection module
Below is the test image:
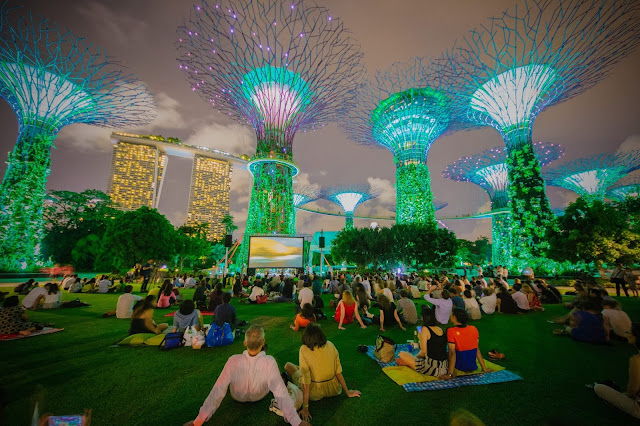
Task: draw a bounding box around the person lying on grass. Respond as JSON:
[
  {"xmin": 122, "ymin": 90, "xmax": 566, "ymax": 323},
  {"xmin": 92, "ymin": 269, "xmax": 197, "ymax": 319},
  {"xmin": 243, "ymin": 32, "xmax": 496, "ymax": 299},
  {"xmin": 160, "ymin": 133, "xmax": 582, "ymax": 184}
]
[
  {"xmin": 397, "ymin": 306, "xmax": 449, "ymax": 378},
  {"xmin": 443, "ymin": 308, "xmax": 491, "ymax": 379},
  {"xmin": 128, "ymin": 296, "xmax": 168, "ymax": 335},
  {"xmin": 334, "ymin": 291, "xmax": 366, "ymax": 330},
  {"xmin": 291, "ymin": 303, "xmax": 316, "ymax": 331},
  {"xmin": 285, "ymin": 324, "xmax": 360, "ymax": 424},
  {"xmin": 186, "ymin": 325, "xmax": 309, "ymax": 426},
  {"xmin": 364, "ymin": 294, "xmax": 405, "ymax": 332}
]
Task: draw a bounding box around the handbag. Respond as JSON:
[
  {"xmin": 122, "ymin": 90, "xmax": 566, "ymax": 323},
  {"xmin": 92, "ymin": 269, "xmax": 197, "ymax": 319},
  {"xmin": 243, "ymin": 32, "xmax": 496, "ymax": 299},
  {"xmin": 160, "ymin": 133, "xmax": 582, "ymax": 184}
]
[
  {"xmin": 159, "ymin": 332, "xmax": 184, "ymax": 351},
  {"xmin": 256, "ymin": 294, "xmax": 268, "ymax": 304},
  {"xmin": 373, "ymin": 335, "xmax": 395, "ymax": 363},
  {"xmin": 205, "ymin": 322, "xmax": 235, "ymax": 347}
]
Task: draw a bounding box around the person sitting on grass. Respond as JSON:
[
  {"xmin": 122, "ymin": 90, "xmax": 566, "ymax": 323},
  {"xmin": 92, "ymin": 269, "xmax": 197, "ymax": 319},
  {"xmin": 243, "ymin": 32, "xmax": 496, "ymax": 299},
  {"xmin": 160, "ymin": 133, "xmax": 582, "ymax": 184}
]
[
  {"xmin": 172, "ymin": 299, "xmax": 202, "ymax": 333},
  {"xmin": 396, "ymin": 306, "xmax": 449, "ymax": 378},
  {"xmin": 97, "ymin": 275, "xmax": 112, "ymax": 294},
  {"xmin": 68, "ymin": 278, "xmax": 82, "ymax": 294},
  {"xmin": 523, "ymin": 284, "xmax": 543, "ymax": 311},
  {"xmin": 593, "ymin": 323, "xmax": 640, "ymax": 420},
  {"xmin": 291, "ymin": 303, "xmax": 316, "ymax": 331},
  {"xmin": 112, "ymin": 285, "xmax": 142, "ymax": 319},
  {"xmin": 449, "ymin": 288, "xmax": 466, "ymax": 310},
  {"xmin": 297, "ymin": 281, "xmax": 314, "ymax": 313},
  {"xmin": 354, "ymin": 283, "xmax": 370, "ymax": 312},
  {"xmin": 479, "ymin": 288, "xmax": 497, "ymax": 314},
  {"xmin": 553, "ymin": 300, "xmax": 610, "ymax": 344},
  {"xmin": 496, "ymin": 286, "xmax": 518, "ymax": 314},
  {"xmin": 396, "ymin": 290, "xmax": 418, "ymax": 325},
  {"xmin": 21, "ymin": 284, "xmax": 48, "ymax": 310},
  {"xmin": 424, "ymin": 286, "xmax": 453, "ymax": 325},
  {"xmin": 128, "ymin": 296, "xmax": 168, "ymax": 335},
  {"xmin": 157, "ymin": 282, "xmax": 177, "ymax": 308},
  {"xmin": 537, "ymin": 280, "xmax": 562, "ymax": 304},
  {"xmin": 214, "ymin": 292, "xmax": 238, "ymax": 329},
  {"xmin": 285, "ymin": 324, "xmax": 360, "ymax": 424},
  {"xmin": 248, "ymin": 283, "xmax": 265, "ymax": 304},
  {"xmin": 275, "ymin": 278, "xmax": 296, "ymax": 303},
  {"xmin": 463, "ymin": 290, "xmax": 481, "ymax": 320},
  {"xmin": 193, "ymin": 280, "xmax": 209, "ymax": 310},
  {"xmin": 186, "ymin": 325, "xmax": 308, "ymax": 426},
  {"xmin": 81, "ymin": 278, "xmax": 96, "ymax": 293},
  {"xmin": 208, "ymin": 284, "xmax": 224, "ymax": 312},
  {"xmin": 42, "ymin": 283, "xmax": 61, "ymax": 309},
  {"xmin": 14, "ymin": 279, "xmax": 36, "ymax": 295},
  {"xmin": 443, "ymin": 308, "xmax": 491, "ymax": 379},
  {"xmin": 334, "ymin": 290, "xmax": 366, "ymax": 330},
  {"xmin": 510, "ymin": 283, "xmax": 530, "ymax": 313},
  {"xmin": 0, "ymin": 296, "xmax": 38, "ymax": 336},
  {"xmin": 602, "ymin": 300, "xmax": 632, "ymax": 342},
  {"xmin": 364, "ymin": 294, "xmax": 405, "ymax": 332}
]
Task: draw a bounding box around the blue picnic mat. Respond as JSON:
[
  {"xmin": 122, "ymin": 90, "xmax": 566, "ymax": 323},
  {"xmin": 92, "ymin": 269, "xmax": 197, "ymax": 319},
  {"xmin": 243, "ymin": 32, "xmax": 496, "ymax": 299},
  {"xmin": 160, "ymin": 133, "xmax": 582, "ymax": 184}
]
[{"xmin": 402, "ymin": 369, "xmax": 522, "ymax": 392}]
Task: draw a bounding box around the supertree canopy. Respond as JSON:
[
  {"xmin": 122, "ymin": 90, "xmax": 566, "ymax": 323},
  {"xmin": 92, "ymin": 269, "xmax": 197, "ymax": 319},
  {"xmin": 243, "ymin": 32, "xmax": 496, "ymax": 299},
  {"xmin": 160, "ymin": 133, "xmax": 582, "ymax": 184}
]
[
  {"xmin": 341, "ymin": 57, "xmax": 463, "ymax": 228},
  {"xmin": 444, "ymin": 0, "xmax": 640, "ymax": 266},
  {"xmin": 326, "ymin": 184, "xmax": 378, "ymax": 230},
  {"xmin": 607, "ymin": 175, "xmax": 640, "ymax": 201},
  {"xmin": 443, "ymin": 142, "xmax": 564, "ymax": 267},
  {"xmin": 292, "ymin": 183, "xmax": 320, "ymax": 232},
  {"xmin": 178, "ymin": 0, "xmax": 363, "ymax": 265},
  {"xmin": 545, "ymin": 151, "xmax": 640, "ymax": 202},
  {"xmin": 0, "ymin": 8, "xmax": 156, "ymax": 271}
]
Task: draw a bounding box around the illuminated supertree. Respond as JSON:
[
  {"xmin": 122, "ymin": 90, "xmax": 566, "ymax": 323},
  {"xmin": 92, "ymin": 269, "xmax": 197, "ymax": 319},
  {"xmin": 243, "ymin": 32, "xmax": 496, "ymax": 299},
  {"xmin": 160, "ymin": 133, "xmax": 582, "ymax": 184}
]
[
  {"xmin": 178, "ymin": 1, "xmax": 363, "ymax": 265},
  {"xmin": 0, "ymin": 9, "xmax": 156, "ymax": 271},
  {"xmin": 341, "ymin": 57, "xmax": 465, "ymax": 228},
  {"xmin": 545, "ymin": 151, "xmax": 640, "ymax": 202},
  {"xmin": 443, "ymin": 0, "xmax": 640, "ymax": 265},
  {"xmin": 292, "ymin": 183, "xmax": 320, "ymax": 232},
  {"xmin": 607, "ymin": 175, "xmax": 640, "ymax": 201},
  {"xmin": 443, "ymin": 142, "xmax": 564, "ymax": 267},
  {"xmin": 326, "ymin": 184, "xmax": 379, "ymax": 230}
]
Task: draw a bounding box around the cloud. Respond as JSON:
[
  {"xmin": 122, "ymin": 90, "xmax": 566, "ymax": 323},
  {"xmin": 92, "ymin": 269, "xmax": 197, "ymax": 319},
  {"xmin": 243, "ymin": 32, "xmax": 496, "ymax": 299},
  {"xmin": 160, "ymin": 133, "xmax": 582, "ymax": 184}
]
[
  {"xmin": 185, "ymin": 122, "xmax": 256, "ymax": 156},
  {"xmin": 367, "ymin": 177, "xmax": 396, "ymax": 206},
  {"xmin": 56, "ymin": 124, "xmax": 112, "ymax": 152},
  {"xmin": 293, "ymin": 172, "xmax": 321, "ymax": 193},
  {"xmin": 230, "ymin": 167, "xmax": 252, "ymax": 206},
  {"xmin": 147, "ymin": 92, "xmax": 187, "ymax": 130},
  {"xmin": 77, "ymin": 2, "xmax": 148, "ymax": 45},
  {"xmin": 616, "ymin": 134, "xmax": 640, "ymax": 153}
]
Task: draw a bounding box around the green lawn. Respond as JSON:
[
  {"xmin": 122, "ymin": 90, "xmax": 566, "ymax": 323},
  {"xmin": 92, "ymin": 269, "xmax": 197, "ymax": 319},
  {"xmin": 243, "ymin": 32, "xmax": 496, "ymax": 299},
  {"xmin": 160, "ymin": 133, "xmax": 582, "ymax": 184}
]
[{"xmin": 1, "ymin": 287, "xmax": 638, "ymax": 425}]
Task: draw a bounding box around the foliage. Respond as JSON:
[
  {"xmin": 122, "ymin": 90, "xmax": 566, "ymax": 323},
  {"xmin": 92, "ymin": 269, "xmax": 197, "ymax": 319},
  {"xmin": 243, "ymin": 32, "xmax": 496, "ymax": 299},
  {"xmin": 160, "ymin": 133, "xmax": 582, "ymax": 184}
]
[
  {"xmin": 395, "ymin": 163, "xmax": 436, "ymax": 227},
  {"xmin": 457, "ymin": 236, "xmax": 492, "ymax": 265},
  {"xmin": 221, "ymin": 214, "xmax": 238, "ymax": 235},
  {"xmin": 174, "ymin": 225, "xmax": 212, "ymax": 270}
]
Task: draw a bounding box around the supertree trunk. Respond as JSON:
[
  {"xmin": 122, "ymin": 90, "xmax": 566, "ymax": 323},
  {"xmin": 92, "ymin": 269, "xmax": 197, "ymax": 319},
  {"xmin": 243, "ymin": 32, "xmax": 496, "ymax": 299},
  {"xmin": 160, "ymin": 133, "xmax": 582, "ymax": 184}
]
[
  {"xmin": 395, "ymin": 162, "xmax": 436, "ymax": 228},
  {"xmin": 344, "ymin": 213, "xmax": 354, "ymax": 230},
  {"xmin": 491, "ymin": 212, "xmax": 512, "ymax": 269}
]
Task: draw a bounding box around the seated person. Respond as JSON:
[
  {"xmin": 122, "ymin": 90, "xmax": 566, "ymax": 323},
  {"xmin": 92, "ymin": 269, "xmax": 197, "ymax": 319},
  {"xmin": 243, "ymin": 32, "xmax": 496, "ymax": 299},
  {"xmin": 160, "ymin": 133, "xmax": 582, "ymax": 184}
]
[
  {"xmin": 21, "ymin": 284, "xmax": 48, "ymax": 310},
  {"xmin": 602, "ymin": 300, "xmax": 632, "ymax": 341},
  {"xmin": 364, "ymin": 294, "xmax": 405, "ymax": 332},
  {"xmin": 42, "ymin": 283, "xmax": 62, "ymax": 309},
  {"xmin": 193, "ymin": 281, "xmax": 208, "ymax": 309},
  {"xmin": 14, "ymin": 279, "xmax": 36, "ymax": 295},
  {"xmin": 157, "ymin": 285, "xmax": 177, "ymax": 308},
  {"xmin": 275, "ymin": 278, "xmax": 296, "ymax": 302},
  {"xmin": 593, "ymin": 323, "xmax": 640, "ymax": 419},
  {"xmin": 396, "ymin": 290, "xmax": 418, "ymax": 325},
  {"xmin": 424, "ymin": 286, "xmax": 453, "ymax": 325},
  {"xmin": 496, "ymin": 286, "xmax": 518, "ymax": 314},
  {"xmin": 208, "ymin": 284, "xmax": 224, "ymax": 312},
  {"xmin": 297, "ymin": 282, "xmax": 314, "ymax": 312},
  {"xmin": 128, "ymin": 296, "xmax": 168, "ymax": 335},
  {"xmin": 213, "ymin": 293, "xmax": 238, "ymax": 328},
  {"xmin": 479, "ymin": 288, "xmax": 497, "ymax": 314},
  {"xmin": 232, "ymin": 279, "xmax": 248, "ymax": 298},
  {"xmin": 172, "ymin": 299, "xmax": 202, "ymax": 333},
  {"xmin": 397, "ymin": 306, "xmax": 449, "ymax": 378},
  {"xmin": 554, "ymin": 300, "xmax": 609, "ymax": 344},
  {"xmin": 463, "ymin": 290, "xmax": 481, "ymax": 320},
  {"xmin": 68, "ymin": 278, "xmax": 83, "ymax": 294},
  {"xmin": 291, "ymin": 303, "xmax": 316, "ymax": 331},
  {"xmin": 97, "ymin": 275, "xmax": 112, "ymax": 294},
  {"xmin": 354, "ymin": 283, "xmax": 370, "ymax": 311},
  {"xmin": 187, "ymin": 325, "xmax": 307, "ymax": 426},
  {"xmin": 0, "ymin": 296, "xmax": 37, "ymax": 335},
  {"xmin": 537, "ymin": 280, "xmax": 562, "ymax": 304},
  {"xmin": 334, "ymin": 291, "xmax": 366, "ymax": 330},
  {"xmin": 116, "ymin": 285, "xmax": 143, "ymax": 319},
  {"xmin": 445, "ymin": 309, "xmax": 490, "ymax": 377},
  {"xmin": 449, "ymin": 288, "xmax": 465, "ymax": 310},
  {"xmin": 523, "ymin": 284, "xmax": 543, "ymax": 311},
  {"xmin": 511, "ymin": 283, "xmax": 530, "ymax": 313},
  {"xmin": 81, "ymin": 278, "xmax": 96, "ymax": 293},
  {"xmin": 248, "ymin": 284, "xmax": 265, "ymax": 304}
]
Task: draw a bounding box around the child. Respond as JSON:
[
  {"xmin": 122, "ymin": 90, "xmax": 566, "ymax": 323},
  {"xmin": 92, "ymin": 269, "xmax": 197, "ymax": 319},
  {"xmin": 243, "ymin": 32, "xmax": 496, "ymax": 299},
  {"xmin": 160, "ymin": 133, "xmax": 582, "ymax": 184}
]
[{"xmin": 290, "ymin": 303, "xmax": 316, "ymax": 331}]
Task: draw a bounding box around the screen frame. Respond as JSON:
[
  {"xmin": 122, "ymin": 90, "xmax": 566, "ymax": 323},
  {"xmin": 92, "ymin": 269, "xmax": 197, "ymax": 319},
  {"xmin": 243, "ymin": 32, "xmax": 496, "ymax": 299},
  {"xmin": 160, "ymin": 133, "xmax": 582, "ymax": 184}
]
[{"xmin": 247, "ymin": 235, "xmax": 305, "ymax": 269}]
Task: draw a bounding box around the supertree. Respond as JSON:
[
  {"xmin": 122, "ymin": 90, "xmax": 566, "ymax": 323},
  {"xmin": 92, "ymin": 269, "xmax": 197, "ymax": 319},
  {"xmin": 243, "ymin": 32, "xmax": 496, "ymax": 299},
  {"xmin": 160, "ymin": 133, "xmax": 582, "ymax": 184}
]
[
  {"xmin": 545, "ymin": 151, "xmax": 640, "ymax": 202},
  {"xmin": 341, "ymin": 57, "xmax": 466, "ymax": 228},
  {"xmin": 607, "ymin": 175, "xmax": 640, "ymax": 201},
  {"xmin": 443, "ymin": 0, "xmax": 640, "ymax": 266},
  {"xmin": 177, "ymin": 0, "xmax": 363, "ymax": 266},
  {"xmin": 0, "ymin": 8, "xmax": 156, "ymax": 271},
  {"xmin": 443, "ymin": 141, "xmax": 564, "ymax": 267},
  {"xmin": 326, "ymin": 184, "xmax": 379, "ymax": 230},
  {"xmin": 292, "ymin": 183, "xmax": 320, "ymax": 232}
]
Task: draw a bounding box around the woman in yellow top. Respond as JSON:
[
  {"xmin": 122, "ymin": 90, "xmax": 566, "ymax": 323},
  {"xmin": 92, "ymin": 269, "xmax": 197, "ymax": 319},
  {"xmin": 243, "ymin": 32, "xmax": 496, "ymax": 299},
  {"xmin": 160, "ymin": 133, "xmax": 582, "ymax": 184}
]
[{"xmin": 285, "ymin": 324, "xmax": 361, "ymax": 422}]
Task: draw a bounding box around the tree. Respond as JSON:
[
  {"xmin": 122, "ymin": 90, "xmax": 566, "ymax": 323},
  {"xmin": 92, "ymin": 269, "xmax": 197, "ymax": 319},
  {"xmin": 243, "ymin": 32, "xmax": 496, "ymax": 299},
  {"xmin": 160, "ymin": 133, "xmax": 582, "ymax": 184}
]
[
  {"xmin": 456, "ymin": 237, "xmax": 492, "ymax": 265},
  {"xmin": 221, "ymin": 214, "xmax": 238, "ymax": 236},
  {"xmin": 174, "ymin": 226, "xmax": 212, "ymax": 270}
]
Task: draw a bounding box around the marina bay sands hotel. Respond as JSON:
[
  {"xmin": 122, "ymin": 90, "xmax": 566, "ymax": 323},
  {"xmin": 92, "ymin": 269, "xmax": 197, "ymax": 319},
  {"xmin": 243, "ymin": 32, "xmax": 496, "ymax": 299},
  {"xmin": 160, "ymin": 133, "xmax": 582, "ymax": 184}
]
[{"xmin": 107, "ymin": 132, "xmax": 248, "ymax": 241}]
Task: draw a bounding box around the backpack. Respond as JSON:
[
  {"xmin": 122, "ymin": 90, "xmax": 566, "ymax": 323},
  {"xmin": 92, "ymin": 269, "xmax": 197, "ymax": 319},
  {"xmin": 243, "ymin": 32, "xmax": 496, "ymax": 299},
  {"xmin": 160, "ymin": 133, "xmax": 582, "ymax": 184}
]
[
  {"xmin": 205, "ymin": 322, "xmax": 234, "ymax": 347},
  {"xmin": 373, "ymin": 335, "xmax": 395, "ymax": 363},
  {"xmin": 159, "ymin": 332, "xmax": 184, "ymax": 351}
]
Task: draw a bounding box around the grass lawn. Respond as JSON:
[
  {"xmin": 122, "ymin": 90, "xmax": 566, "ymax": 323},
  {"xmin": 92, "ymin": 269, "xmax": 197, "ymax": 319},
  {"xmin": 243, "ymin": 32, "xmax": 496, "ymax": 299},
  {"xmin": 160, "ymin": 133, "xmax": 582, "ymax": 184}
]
[{"xmin": 1, "ymin": 286, "xmax": 638, "ymax": 425}]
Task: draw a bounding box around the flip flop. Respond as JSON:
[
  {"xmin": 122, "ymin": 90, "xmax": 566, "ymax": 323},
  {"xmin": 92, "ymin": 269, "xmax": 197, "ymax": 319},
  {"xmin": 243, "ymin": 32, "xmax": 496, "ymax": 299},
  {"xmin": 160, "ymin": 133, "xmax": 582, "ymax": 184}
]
[{"xmin": 488, "ymin": 350, "xmax": 505, "ymax": 360}]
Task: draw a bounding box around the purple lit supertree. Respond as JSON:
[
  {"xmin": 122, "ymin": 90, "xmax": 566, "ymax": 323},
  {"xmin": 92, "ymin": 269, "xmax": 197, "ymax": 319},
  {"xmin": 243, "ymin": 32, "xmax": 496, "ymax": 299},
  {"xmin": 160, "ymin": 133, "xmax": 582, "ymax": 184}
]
[
  {"xmin": 444, "ymin": 142, "xmax": 564, "ymax": 267},
  {"xmin": 607, "ymin": 175, "xmax": 640, "ymax": 201},
  {"xmin": 325, "ymin": 184, "xmax": 379, "ymax": 230},
  {"xmin": 341, "ymin": 57, "xmax": 466, "ymax": 228},
  {"xmin": 0, "ymin": 7, "xmax": 156, "ymax": 271},
  {"xmin": 443, "ymin": 0, "xmax": 640, "ymax": 266},
  {"xmin": 177, "ymin": 0, "xmax": 364, "ymax": 265},
  {"xmin": 545, "ymin": 151, "xmax": 640, "ymax": 202}
]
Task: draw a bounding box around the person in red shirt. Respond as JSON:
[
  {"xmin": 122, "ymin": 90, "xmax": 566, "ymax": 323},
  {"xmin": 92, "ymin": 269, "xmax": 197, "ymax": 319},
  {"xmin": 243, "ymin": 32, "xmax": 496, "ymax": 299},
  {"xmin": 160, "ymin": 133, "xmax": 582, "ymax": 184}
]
[
  {"xmin": 334, "ymin": 290, "xmax": 366, "ymax": 330},
  {"xmin": 444, "ymin": 308, "xmax": 490, "ymax": 379}
]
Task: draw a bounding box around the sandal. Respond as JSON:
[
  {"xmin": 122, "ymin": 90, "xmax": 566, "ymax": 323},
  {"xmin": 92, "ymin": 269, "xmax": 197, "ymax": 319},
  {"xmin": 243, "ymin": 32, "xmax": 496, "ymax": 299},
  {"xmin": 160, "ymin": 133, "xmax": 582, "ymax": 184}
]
[
  {"xmin": 488, "ymin": 350, "xmax": 505, "ymax": 360},
  {"xmin": 552, "ymin": 329, "xmax": 566, "ymax": 336}
]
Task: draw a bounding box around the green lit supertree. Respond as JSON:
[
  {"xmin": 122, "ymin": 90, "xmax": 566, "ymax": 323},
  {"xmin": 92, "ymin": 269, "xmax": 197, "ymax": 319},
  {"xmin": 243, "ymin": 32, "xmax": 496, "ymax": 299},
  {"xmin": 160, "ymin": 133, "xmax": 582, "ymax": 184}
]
[
  {"xmin": 292, "ymin": 183, "xmax": 320, "ymax": 232},
  {"xmin": 443, "ymin": 0, "xmax": 640, "ymax": 266},
  {"xmin": 607, "ymin": 175, "xmax": 640, "ymax": 201},
  {"xmin": 341, "ymin": 57, "xmax": 465, "ymax": 228},
  {"xmin": 177, "ymin": 0, "xmax": 363, "ymax": 266},
  {"xmin": 0, "ymin": 8, "xmax": 156, "ymax": 271},
  {"xmin": 326, "ymin": 184, "xmax": 379, "ymax": 230},
  {"xmin": 444, "ymin": 142, "xmax": 564, "ymax": 267},
  {"xmin": 545, "ymin": 151, "xmax": 640, "ymax": 203}
]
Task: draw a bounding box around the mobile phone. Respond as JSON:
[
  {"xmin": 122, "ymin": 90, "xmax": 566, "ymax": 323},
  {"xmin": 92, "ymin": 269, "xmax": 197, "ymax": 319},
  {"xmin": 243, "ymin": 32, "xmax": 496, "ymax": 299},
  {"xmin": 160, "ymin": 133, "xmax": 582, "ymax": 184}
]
[{"xmin": 416, "ymin": 326, "xmax": 422, "ymax": 334}]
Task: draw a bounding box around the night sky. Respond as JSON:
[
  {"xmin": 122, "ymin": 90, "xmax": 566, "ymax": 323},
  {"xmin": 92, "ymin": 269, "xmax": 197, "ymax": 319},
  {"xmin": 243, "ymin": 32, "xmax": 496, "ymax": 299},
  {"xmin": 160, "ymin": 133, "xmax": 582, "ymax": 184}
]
[{"xmin": 1, "ymin": 0, "xmax": 639, "ymax": 241}]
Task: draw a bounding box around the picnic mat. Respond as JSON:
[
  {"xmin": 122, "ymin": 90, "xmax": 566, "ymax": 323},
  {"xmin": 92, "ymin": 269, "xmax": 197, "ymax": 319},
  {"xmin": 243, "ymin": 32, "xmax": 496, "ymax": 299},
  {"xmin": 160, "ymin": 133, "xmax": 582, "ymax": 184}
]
[
  {"xmin": 0, "ymin": 327, "xmax": 64, "ymax": 341},
  {"xmin": 163, "ymin": 311, "xmax": 214, "ymax": 317},
  {"xmin": 365, "ymin": 344, "xmax": 521, "ymax": 391}
]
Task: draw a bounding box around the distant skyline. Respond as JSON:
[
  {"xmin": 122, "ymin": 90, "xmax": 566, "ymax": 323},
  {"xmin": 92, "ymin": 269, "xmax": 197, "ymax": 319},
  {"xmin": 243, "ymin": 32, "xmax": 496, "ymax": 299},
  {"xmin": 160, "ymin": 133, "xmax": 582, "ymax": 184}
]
[{"xmin": 1, "ymin": 0, "xmax": 639, "ymax": 241}]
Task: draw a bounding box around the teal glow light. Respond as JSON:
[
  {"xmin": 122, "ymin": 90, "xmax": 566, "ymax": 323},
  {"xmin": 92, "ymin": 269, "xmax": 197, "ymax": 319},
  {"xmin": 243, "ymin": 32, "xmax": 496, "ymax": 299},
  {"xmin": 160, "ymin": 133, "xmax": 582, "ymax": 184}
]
[
  {"xmin": 607, "ymin": 176, "xmax": 640, "ymax": 201},
  {"xmin": 326, "ymin": 185, "xmax": 378, "ymax": 230}
]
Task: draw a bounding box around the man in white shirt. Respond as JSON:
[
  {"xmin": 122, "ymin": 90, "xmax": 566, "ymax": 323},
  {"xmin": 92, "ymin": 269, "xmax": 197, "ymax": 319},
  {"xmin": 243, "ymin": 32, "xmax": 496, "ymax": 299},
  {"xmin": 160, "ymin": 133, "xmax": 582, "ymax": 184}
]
[
  {"xmin": 297, "ymin": 282, "xmax": 314, "ymax": 311},
  {"xmin": 22, "ymin": 285, "xmax": 48, "ymax": 309},
  {"xmin": 187, "ymin": 325, "xmax": 308, "ymax": 426},
  {"xmin": 478, "ymin": 275, "xmax": 488, "ymax": 288},
  {"xmin": 511, "ymin": 283, "xmax": 530, "ymax": 312},
  {"xmin": 116, "ymin": 285, "xmax": 142, "ymax": 319},
  {"xmin": 61, "ymin": 274, "xmax": 76, "ymax": 290},
  {"xmin": 602, "ymin": 300, "xmax": 632, "ymax": 340},
  {"xmin": 479, "ymin": 288, "xmax": 497, "ymax": 314},
  {"xmin": 184, "ymin": 276, "xmax": 197, "ymax": 289},
  {"xmin": 97, "ymin": 276, "xmax": 112, "ymax": 293},
  {"xmin": 361, "ymin": 277, "xmax": 372, "ymax": 298}
]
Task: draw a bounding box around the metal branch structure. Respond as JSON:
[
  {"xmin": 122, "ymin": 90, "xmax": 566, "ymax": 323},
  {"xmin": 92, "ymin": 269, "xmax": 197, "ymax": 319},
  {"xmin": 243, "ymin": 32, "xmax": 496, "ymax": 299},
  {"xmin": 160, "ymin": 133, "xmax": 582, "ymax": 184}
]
[
  {"xmin": 341, "ymin": 57, "xmax": 466, "ymax": 228},
  {"xmin": 292, "ymin": 183, "xmax": 320, "ymax": 232},
  {"xmin": 545, "ymin": 150, "xmax": 640, "ymax": 202},
  {"xmin": 0, "ymin": 9, "xmax": 156, "ymax": 271},
  {"xmin": 607, "ymin": 175, "xmax": 640, "ymax": 201},
  {"xmin": 444, "ymin": 141, "xmax": 564, "ymax": 267},
  {"xmin": 325, "ymin": 184, "xmax": 379, "ymax": 230},
  {"xmin": 443, "ymin": 0, "xmax": 640, "ymax": 266},
  {"xmin": 177, "ymin": 0, "xmax": 363, "ymax": 266},
  {"xmin": 433, "ymin": 199, "xmax": 448, "ymax": 212}
]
